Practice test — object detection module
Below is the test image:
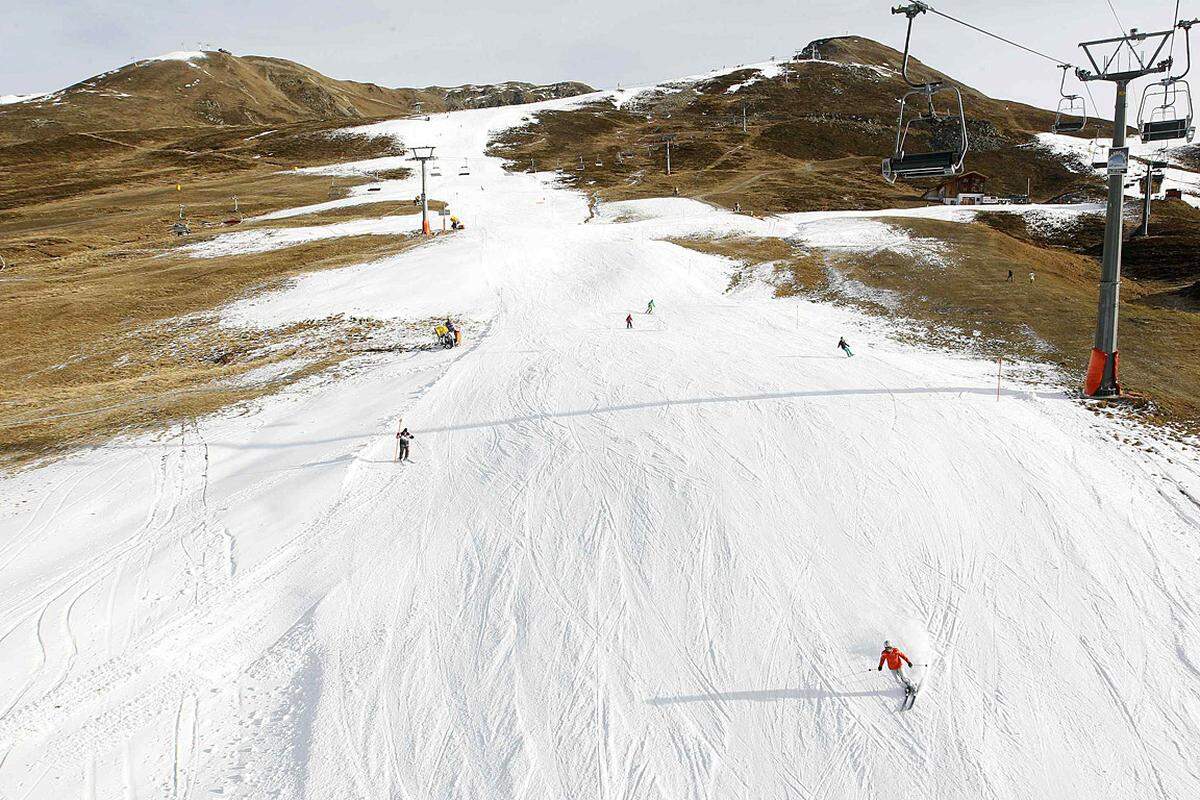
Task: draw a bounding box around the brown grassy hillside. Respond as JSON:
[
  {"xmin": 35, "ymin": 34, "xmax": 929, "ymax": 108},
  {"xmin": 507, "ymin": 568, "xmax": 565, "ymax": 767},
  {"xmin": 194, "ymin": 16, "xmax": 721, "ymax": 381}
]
[
  {"xmin": 490, "ymin": 36, "xmax": 1097, "ymax": 213},
  {"xmin": 0, "ymin": 50, "xmax": 592, "ymax": 146},
  {"xmin": 0, "ymin": 113, "xmax": 440, "ymax": 468}
]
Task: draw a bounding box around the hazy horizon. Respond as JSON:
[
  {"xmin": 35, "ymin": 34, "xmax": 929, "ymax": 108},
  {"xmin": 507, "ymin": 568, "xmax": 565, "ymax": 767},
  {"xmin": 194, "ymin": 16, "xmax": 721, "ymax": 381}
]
[{"xmin": 6, "ymin": 0, "xmax": 1195, "ymax": 115}]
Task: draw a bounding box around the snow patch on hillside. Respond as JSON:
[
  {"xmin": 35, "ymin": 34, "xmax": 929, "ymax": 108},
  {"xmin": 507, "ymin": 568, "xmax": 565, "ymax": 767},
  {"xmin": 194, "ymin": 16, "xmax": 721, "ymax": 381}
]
[
  {"xmin": 793, "ymin": 58, "xmax": 897, "ymax": 80},
  {"xmin": 146, "ymin": 51, "xmax": 207, "ymax": 63},
  {"xmin": 0, "ymin": 92, "xmax": 50, "ymax": 105},
  {"xmin": 1037, "ymin": 131, "xmax": 1200, "ymax": 207},
  {"xmin": 180, "ymin": 214, "xmax": 423, "ymax": 258},
  {"xmin": 724, "ymin": 63, "xmax": 786, "ymax": 94},
  {"xmin": 794, "ymin": 217, "xmax": 951, "ymax": 268},
  {"xmin": 292, "ymin": 155, "xmax": 411, "ymax": 178},
  {"xmin": 1017, "ymin": 205, "xmax": 1100, "ymax": 237}
]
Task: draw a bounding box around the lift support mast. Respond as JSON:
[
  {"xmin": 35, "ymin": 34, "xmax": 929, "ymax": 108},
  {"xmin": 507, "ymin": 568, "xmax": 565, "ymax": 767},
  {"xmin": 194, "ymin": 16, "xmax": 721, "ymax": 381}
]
[{"xmin": 1075, "ymin": 26, "xmax": 1176, "ymax": 397}]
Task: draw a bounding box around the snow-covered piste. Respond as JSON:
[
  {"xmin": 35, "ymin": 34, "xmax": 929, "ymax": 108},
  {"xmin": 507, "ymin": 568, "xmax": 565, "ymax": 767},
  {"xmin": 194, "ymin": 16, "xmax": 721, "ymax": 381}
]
[{"xmin": 3, "ymin": 85, "xmax": 1200, "ymax": 800}]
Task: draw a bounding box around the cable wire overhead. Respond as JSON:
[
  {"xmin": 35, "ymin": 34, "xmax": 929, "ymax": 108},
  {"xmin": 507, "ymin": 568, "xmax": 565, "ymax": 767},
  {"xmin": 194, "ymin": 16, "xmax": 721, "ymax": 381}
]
[{"xmin": 904, "ymin": 1, "xmax": 1075, "ymax": 67}]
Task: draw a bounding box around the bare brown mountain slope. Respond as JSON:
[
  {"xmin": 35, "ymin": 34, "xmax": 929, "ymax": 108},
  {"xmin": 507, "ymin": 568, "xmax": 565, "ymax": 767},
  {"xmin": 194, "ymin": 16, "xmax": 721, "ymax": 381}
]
[
  {"xmin": 0, "ymin": 50, "xmax": 591, "ymax": 146},
  {"xmin": 490, "ymin": 36, "xmax": 1099, "ymax": 212}
]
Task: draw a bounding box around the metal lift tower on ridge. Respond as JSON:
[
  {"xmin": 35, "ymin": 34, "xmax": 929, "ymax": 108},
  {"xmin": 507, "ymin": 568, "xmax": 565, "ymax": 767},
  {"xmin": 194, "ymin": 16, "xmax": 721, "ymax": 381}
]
[{"xmin": 1075, "ymin": 22, "xmax": 1193, "ymax": 397}]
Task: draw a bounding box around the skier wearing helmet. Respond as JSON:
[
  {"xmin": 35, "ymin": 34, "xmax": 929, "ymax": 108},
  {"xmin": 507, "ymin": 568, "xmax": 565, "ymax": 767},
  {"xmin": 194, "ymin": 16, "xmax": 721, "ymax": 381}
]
[{"xmin": 877, "ymin": 640, "xmax": 914, "ymax": 691}]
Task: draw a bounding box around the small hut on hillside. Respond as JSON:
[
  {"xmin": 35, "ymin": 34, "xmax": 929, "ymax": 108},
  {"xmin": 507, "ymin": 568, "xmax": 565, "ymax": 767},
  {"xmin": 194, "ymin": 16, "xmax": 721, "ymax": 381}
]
[{"xmin": 922, "ymin": 171, "xmax": 988, "ymax": 205}]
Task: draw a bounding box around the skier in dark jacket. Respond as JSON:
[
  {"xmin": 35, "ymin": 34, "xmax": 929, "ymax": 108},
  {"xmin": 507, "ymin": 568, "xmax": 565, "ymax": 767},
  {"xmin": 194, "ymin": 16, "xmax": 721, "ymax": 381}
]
[
  {"xmin": 837, "ymin": 337, "xmax": 854, "ymax": 357},
  {"xmin": 396, "ymin": 428, "xmax": 415, "ymax": 462},
  {"xmin": 626, "ymin": 313, "xmax": 634, "ymax": 329}
]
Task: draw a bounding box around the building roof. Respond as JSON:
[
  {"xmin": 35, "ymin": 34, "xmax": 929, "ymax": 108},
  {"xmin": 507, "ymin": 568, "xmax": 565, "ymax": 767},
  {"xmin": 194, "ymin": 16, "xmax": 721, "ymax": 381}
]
[{"xmin": 944, "ymin": 170, "xmax": 988, "ymax": 184}]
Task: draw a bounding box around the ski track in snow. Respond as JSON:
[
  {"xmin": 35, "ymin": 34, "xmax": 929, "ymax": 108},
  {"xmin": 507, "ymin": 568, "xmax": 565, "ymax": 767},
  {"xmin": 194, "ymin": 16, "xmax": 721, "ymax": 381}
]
[{"xmin": 3, "ymin": 92, "xmax": 1200, "ymax": 800}]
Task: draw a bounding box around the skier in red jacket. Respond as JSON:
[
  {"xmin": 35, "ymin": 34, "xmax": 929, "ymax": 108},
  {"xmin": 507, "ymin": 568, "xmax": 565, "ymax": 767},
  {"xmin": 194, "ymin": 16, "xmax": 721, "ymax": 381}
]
[{"xmin": 877, "ymin": 640, "xmax": 914, "ymax": 691}]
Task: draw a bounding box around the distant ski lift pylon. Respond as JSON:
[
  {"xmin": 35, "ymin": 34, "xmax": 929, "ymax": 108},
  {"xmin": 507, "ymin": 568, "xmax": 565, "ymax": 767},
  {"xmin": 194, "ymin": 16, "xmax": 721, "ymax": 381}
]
[
  {"xmin": 881, "ymin": 3, "xmax": 969, "ymax": 184},
  {"xmin": 1052, "ymin": 64, "xmax": 1088, "ymax": 133}
]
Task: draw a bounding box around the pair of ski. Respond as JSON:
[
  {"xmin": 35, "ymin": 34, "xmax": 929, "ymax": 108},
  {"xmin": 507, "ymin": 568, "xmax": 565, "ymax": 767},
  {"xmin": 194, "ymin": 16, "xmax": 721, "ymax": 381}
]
[{"xmin": 902, "ymin": 683, "xmax": 919, "ymax": 711}]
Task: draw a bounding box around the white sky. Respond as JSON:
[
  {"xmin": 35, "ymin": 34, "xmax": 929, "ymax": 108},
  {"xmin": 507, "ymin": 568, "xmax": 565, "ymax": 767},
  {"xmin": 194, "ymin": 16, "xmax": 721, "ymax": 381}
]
[{"xmin": 4, "ymin": 0, "xmax": 1195, "ymax": 116}]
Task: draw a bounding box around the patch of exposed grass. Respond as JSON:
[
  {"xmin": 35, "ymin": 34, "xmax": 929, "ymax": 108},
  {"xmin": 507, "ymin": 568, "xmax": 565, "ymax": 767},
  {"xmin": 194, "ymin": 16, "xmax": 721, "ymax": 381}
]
[
  {"xmin": 0, "ymin": 118, "xmax": 445, "ymax": 469},
  {"xmin": 239, "ymin": 199, "xmax": 448, "ymax": 229},
  {"xmin": 668, "ymin": 236, "xmax": 826, "ymax": 295},
  {"xmin": 809, "ymin": 217, "xmax": 1200, "ymax": 425},
  {"xmin": 1, "ymin": 230, "xmax": 425, "ymax": 468}
]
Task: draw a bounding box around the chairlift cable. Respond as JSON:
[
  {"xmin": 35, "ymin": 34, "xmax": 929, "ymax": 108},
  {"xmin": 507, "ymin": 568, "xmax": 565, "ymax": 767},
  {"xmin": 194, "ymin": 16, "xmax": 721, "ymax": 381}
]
[
  {"xmin": 1104, "ymin": 0, "xmax": 1128, "ymax": 39},
  {"xmin": 1168, "ymin": 0, "xmax": 1182, "ymax": 61},
  {"xmin": 1082, "ymin": 80, "xmax": 1102, "ymax": 118},
  {"xmin": 912, "ymin": 2, "xmax": 1074, "ymax": 67}
]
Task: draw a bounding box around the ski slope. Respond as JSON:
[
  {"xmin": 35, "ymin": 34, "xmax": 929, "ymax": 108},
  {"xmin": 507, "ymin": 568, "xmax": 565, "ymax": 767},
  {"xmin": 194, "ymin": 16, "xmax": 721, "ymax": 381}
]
[{"xmin": 3, "ymin": 96, "xmax": 1200, "ymax": 800}]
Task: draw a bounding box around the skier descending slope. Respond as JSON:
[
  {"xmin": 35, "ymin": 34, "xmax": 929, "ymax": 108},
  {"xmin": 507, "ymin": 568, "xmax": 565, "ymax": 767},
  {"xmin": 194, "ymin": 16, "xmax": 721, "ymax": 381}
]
[
  {"xmin": 838, "ymin": 336, "xmax": 854, "ymax": 357},
  {"xmin": 395, "ymin": 427, "xmax": 415, "ymax": 462},
  {"xmin": 878, "ymin": 640, "xmax": 915, "ymax": 695}
]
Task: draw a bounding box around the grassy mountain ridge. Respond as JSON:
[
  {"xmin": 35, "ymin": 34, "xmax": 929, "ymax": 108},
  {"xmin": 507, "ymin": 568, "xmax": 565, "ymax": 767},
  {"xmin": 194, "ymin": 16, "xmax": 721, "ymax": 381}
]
[
  {"xmin": 0, "ymin": 50, "xmax": 592, "ymax": 146},
  {"xmin": 490, "ymin": 36, "xmax": 1096, "ymax": 212}
]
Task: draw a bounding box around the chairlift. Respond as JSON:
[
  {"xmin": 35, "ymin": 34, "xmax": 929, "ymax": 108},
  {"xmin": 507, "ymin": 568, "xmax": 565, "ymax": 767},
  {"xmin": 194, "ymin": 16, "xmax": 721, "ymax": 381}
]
[
  {"xmin": 1052, "ymin": 64, "xmax": 1088, "ymax": 133},
  {"xmin": 1139, "ymin": 79, "xmax": 1194, "ymax": 142},
  {"xmin": 1087, "ymin": 127, "xmax": 1109, "ymax": 170},
  {"xmin": 1138, "ymin": 20, "xmax": 1196, "ymax": 143},
  {"xmin": 882, "ymin": 4, "xmax": 969, "ymax": 184}
]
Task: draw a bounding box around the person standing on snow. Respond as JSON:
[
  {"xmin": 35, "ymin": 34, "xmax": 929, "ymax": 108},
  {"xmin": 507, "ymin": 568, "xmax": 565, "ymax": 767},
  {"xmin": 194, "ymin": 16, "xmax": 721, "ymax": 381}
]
[
  {"xmin": 396, "ymin": 427, "xmax": 415, "ymax": 462},
  {"xmin": 626, "ymin": 313, "xmax": 634, "ymax": 329},
  {"xmin": 877, "ymin": 640, "xmax": 914, "ymax": 690},
  {"xmin": 646, "ymin": 299, "xmax": 655, "ymax": 315},
  {"xmin": 837, "ymin": 336, "xmax": 854, "ymax": 357},
  {"xmin": 446, "ymin": 318, "xmax": 460, "ymax": 347}
]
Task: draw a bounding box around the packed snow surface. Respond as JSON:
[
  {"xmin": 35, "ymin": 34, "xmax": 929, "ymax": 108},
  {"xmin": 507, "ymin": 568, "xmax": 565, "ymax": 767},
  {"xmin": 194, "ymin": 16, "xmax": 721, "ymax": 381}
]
[
  {"xmin": 3, "ymin": 92, "xmax": 1200, "ymax": 800},
  {"xmin": 181, "ymin": 213, "xmax": 423, "ymax": 258},
  {"xmin": 145, "ymin": 50, "xmax": 207, "ymax": 63}
]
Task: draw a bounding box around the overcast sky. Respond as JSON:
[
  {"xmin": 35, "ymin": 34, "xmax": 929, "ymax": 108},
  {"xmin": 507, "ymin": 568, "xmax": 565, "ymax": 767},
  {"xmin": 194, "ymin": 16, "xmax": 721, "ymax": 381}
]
[{"xmin": 5, "ymin": 0, "xmax": 1194, "ymax": 113}]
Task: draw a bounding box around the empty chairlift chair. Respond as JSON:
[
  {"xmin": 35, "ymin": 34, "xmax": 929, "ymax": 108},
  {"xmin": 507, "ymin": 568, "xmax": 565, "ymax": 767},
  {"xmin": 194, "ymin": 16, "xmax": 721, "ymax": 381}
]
[
  {"xmin": 1087, "ymin": 127, "xmax": 1110, "ymax": 170},
  {"xmin": 1139, "ymin": 20, "xmax": 1197, "ymax": 144},
  {"xmin": 1052, "ymin": 64, "xmax": 1088, "ymax": 133},
  {"xmin": 1139, "ymin": 79, "xmax": 1195, "ymax": 143},
  {"xmin": 882, "ymin": 3, "xmax": 969, "ymax": 184}
]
